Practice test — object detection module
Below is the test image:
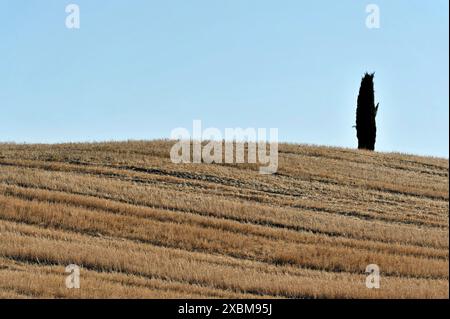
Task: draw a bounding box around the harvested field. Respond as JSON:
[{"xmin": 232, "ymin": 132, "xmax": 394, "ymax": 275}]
[{"xmin": 0, "ymin": 140, "xmax": 448, "ymax": 298}]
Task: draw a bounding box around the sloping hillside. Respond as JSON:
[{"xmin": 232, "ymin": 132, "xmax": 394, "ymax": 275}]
[{"xmin": 0, "ymin": 141, "xmax": 448, "ymax": 298}]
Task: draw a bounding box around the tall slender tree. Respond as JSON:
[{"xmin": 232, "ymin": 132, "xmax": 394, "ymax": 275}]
[{"xmin": 356, "ymin": 72, "xmax": 379, "ymax": 150}]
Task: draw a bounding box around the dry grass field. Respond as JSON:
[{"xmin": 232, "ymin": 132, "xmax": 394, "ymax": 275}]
[{"xmin": 0, "ymin": 140, "xmax": 448, "ymax": 298}]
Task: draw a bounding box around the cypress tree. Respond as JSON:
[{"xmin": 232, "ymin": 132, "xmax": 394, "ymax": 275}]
[{"xmin": 356, "ymin": 72, "xmax": 379, "ymax": 150}]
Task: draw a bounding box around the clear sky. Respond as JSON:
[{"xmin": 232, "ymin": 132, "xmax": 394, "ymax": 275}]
[{"xmin": 1, "ymin": 0, "xmax": 448, "ymax": 157}]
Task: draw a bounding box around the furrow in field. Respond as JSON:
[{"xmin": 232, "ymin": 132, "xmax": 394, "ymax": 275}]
[
  {"xmin": 0, "ymin": 167, "xmax": 447, "ymax": 250},
  {"xmin": 278, "ymin": 144, "xmax": 448, "ymax": 172},
  {"xmin": 278, "ymin": 157, "xmax": 448, "ymax": 201},
  {"xmin": 1, "ymin": 159, "xmax": 446, "ymax": 229},
  {"xmin": 1, "ymin": 177, "xmax": 448, "ymax": 253},
  {"xmin": 0, "ymin": 257, "xmax": 257, "ymax": 299},
  {"xmin": 0, "ymin": 195, "xmax": 448, "ymax": 279},
  {"xmin": 2, "ymin": 141, "xmax": 448, "ymax": 200},
  {"xmin": 0, "ymin": 222, "xmax": 448, "ymax": 298},
  {"xmin": 1, "ymin": 184, "xmax": 446, "ymax": 260}
]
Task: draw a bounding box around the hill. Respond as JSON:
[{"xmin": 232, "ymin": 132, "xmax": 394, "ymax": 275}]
[{"xmin": 0, "ymin": 140, "xmax": 448, "ymax": 298}]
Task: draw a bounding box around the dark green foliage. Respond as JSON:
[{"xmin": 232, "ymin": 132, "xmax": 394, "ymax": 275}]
[{"xmin": 356, "ymin": 73, "xmax": 379, "ymax": 150}]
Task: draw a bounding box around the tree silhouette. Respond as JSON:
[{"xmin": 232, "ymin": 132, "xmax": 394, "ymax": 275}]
[{"xmin": 356, "ymin": 73, "xmax": 379, "ymax": 150}]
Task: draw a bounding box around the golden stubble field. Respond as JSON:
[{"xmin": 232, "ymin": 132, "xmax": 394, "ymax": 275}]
[{"xmin": 0, "ymin": 140, "xmax": 448, "ymax": 298}]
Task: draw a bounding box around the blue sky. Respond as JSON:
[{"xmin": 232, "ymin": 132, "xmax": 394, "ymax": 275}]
[{"xmin": 0, "ymin": 0, "xmax": 448, "ymax": 157}]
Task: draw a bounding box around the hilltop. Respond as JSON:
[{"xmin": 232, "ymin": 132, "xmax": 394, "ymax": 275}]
[{"xmin": 0, "ymin": 140, "xmax": 448, "ymax": 298}]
